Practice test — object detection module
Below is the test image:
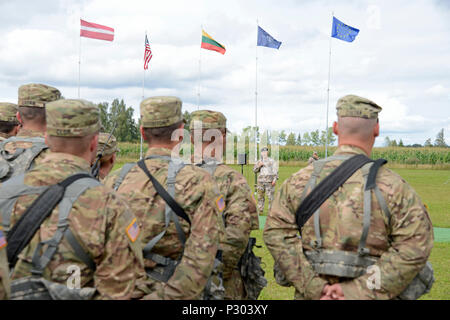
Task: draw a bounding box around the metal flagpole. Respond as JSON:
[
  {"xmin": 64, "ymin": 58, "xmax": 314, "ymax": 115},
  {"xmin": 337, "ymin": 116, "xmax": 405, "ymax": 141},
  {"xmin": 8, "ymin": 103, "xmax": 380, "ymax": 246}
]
[
  {"xmin": 325, "ymin": 11, "xmax": 334, "ymax": 159},
  {"xmin": 78, "ymin": 21, "xmax": 81, "ymax": 98},
  {"xmin": 255, "ymin": 18, "xmax": 259, "ymax": 162},
  {"xmin": 197, "ymin": 25, "xmax": 203, "ymax": 110},
  {"xmin": 140, "ymin": 31, "xmax": 147, "ymax": 160}
]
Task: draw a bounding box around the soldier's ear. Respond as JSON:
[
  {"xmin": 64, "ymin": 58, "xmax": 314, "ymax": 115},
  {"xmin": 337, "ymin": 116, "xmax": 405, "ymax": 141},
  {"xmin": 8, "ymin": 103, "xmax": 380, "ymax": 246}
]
[
  {"xmin": 140, "ymin": 126, "xmax": 147, "ymax": 142},
  {"xmin": 16, "ymin": 111, "xmax": 23, "ymax": 126},
  {"xmin": 374, "ymin": 122, "xmax": 380, "ymax": 138},
  {"xmin": 333, "ymin": 121, "xmax": 338, "ymax": 135}
]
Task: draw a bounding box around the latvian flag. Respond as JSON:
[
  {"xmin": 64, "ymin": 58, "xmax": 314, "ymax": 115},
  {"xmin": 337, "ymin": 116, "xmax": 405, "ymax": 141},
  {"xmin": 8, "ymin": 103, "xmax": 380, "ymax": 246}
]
[{"xmin": 80, "ymin": 19, "xmax": 114, "ymax": 41}]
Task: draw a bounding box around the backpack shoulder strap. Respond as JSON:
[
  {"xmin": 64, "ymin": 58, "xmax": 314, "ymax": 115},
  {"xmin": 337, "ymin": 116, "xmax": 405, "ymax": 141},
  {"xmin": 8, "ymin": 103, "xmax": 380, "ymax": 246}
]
[
  {"xmin": 6, "ymin": 173, "xmax": 93, "ymax": 270},
  {"xmin": 296, "ymin": 154, "xmax": 373, "ymax": 230},
  {"xmin": 112, "ymin": 162, "xmax": 136, "ymax": 191},
  {"xmin": 30, "ymin": 176, "xmax": 100, "ymax": 274}
]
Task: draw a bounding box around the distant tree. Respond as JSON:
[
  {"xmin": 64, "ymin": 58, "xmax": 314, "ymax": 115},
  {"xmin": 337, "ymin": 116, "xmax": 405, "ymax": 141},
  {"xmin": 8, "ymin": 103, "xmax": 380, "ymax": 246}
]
[
  {"xmin": 384, "ymin": 137, "xmax": 391, "ymax": 147},
  {"xmin": 320, "ymin": 127, "xmax": 336, "ymax": 146},
  {"xmin": 303, "ymin": 132, "xmax": 311, "ymax": 146},
  {"xmin": 279, "ymin": 130, "xmax": 287, "ymax": 145},
  {"xmin": 391, "ymin": 139, "xmax": 398, "ymax": 147},
  {"xmin": 260, "ymin": 130, "xmax": 271, "ymax": 145},
  {"xmin": 411, "ymin": 144, "xmax": 422, "ymax": 148},
  {"xmin": 434, "ymin": 128, "xmax": 447, "ymax": 147},
  {"xmin": 310, "ymin": 129, "xmax": 320, "ymax": 146},
  {"xmin": 296, "ymin": 133, "xmax": 302, "ymax": 146},
  {"xmin": 286, "ymin": 132, "xmax": 296, "ymax": 146},
  {"xmin": 424, "ymin": 138, "xmax": 433, "ymax": 147},
  {"xmin": 98, "ymin": 102, "xmax": 110, "ymax": 131},
  {"xmin": 398, "ymin": 139, "xmax": 404, "ymax": 147},
  {"xmin": 109, "ymin": 99, "xmax": 140, "ymax": 142}
]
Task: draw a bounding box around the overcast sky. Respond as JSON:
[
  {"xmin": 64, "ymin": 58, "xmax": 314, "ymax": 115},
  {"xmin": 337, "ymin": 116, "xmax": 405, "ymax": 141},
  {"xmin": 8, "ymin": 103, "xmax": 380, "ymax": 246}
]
[{"xmin": 0, "ymin": 0, "xmax": 449, "ymax": 146}]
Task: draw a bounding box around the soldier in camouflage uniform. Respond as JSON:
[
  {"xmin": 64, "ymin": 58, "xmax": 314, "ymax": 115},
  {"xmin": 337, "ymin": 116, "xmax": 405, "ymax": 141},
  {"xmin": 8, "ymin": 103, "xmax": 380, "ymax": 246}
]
[
  {"xmin": 253, "ymin": 147, "xmax": 278, "ymax": 215},
  {"xmin": 189, "ymin": 110, "xmax": 259, "ymax": 300},
  {"xmin": 3, "ymin": 84, "xmax": 60, "ymax": 154},
  {"xmin": 0, "ymin": 84, "xmax": 61, "ymax": 184},
  {"xmin": 0, "ymin": 226, "xmax": 10, "ymax": 300},
  {"xmin": 104, "ymin": 97, "xmax": 224, "ymax": 300},
  {"xmin": 97, "ymin": 132, "xmax": 119, "ymax": 181},
  {"xmin": 0, "ymin": 99, "xmax": 145, "ymax": 299},
  {"xmin": 263, "ymin": 95, "xmax": 434, "ymax": 300},
  {"xmin": 0, "ymin": 102, "xmax": 19, "ymax": 141},
  {"xmin": 308, "ymin": 151, "xmax": 319, "ymax": 165}
]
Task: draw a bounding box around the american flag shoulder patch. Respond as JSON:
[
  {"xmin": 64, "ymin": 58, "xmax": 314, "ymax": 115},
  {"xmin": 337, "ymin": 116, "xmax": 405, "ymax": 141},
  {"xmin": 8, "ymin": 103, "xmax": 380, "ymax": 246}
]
[
  {"xmin": 0, "ymin": 228, "xmax": 7, "ymax": 250},
  {"xmin": 126, "ymin": 218, "xmax": 140, "ymax": 243},
  {"xmin": 215, "ymin": 195, "xmax": 225, "ymax": 213}
]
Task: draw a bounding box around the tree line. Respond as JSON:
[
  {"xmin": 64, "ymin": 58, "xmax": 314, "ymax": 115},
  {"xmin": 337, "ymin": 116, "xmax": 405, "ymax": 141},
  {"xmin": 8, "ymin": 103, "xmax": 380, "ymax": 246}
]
[{"xmin": 384, "ymin": 129, "xmax": 448, "ymax": 148}]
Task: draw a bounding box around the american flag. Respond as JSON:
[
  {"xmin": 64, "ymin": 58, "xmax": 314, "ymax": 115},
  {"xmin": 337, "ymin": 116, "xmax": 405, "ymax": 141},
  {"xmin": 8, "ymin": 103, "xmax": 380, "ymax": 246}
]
[
  {"xmin": 144, "ymin": 34, "xmax": 153, "ymax": 70},
  {"xmin": 126, "ymin": 218, "xmax": 140, "ymax": 243},
  {"xmin": 0, "ymin": 229, "xmax": 6, "ymax": 249}
]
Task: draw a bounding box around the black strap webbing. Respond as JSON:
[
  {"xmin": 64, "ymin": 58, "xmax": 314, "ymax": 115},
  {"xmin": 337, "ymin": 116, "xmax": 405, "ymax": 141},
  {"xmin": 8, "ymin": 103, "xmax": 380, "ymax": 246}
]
[
  {"xmin": 365, "ymin": 159, "xmax": 387, "ymax": 190},
  {"xmin": 6, "ymin": 173, "xmax": 93, "ymax": 269},
  {"xmin": 137, "ymin": 160, "xmax": 191, "ymax": 225},
  {"xmin": 296, "ymin": 154, "xmax": 373, "ymax": 230}
]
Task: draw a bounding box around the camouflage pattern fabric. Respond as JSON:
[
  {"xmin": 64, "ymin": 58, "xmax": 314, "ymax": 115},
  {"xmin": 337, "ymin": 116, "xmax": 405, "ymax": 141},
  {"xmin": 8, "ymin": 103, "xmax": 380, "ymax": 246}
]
[
  {"xmin": 18, "ymin": 83, "xmax": 61, "ymax": 108},
  {"xmin": 140, "ymin": 97, "xmax": 184, "ymax": 128},
  {"xmin": 5, "ymin": 152, "xmax": 145, "ymax": 300},
  {"xmin": 336, "ymin": 94, "xmax": 382, "ymax": 119},
  {"xmin": 46, "ymin": 99, "xmax": 101, "ymax": 137},
  {"xmin": 253, "ymin": 157, "xmax": 278, "ymax": 214},
  {"xmin": 256, "ymin": 182, "xmax": 275, "ymax": 214},
  {"xmin": 104, "ymin": 147, "xmax": 223, "ymax": 300},
  {"xmin": 201, "ymin": 161, "xmax": 259, "ymax": 300},
  {"xmin": 0, "ymin": 226, "xmax": 10, "ymax": 300},
  {"xmin": 189, "ymin": 110, "xmax": 227, "ymax": 130},
  {"xmin": 0, "ymin": 102, "xmax": 19, "ymax": 124},
  {"xmin": 97, "ymin": 133, "xmax": 119, "ymax": 158},
  {"xmin": 263, "ymin": 145, "xmax": 434, "ymax": 300},
  {"xmin": 0, "ymin": 133, "xmax": 8, "ymax": 142}
]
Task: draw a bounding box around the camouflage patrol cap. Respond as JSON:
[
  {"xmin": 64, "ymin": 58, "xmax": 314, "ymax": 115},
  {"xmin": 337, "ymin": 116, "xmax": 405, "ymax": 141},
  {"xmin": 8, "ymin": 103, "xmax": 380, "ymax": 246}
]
[
  {"xmin": 0, "ymin": 102, "xmax": 19, "ymax": 124},
  {"xmin": 97, "ymin": 132, "xmax": 119, "ymax": 157},
  {"xmin": 336, "ymin": 95, "xmax": 382, "ymax": 119},
  {"xmin": 18, "ymin": 83, "xmax": 61, "ymax": 108},
  {"xmin": 189, "ymin": 110, "xmax": 227, "ymax": 130},
  {"xmin": 140, "ymin": 96, "xmax": 184, "ymax": 128},
  {"xmin": 46, "ymin": 99, "xmax": 101, "ymax": 137}
]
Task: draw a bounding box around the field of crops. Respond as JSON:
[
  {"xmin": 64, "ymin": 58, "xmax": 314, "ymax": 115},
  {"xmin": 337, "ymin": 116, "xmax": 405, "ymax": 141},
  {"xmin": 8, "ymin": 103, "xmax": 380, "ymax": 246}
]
[{"xmin": 117, "ymin": 142, "xmax": 450, "ymax": 166}]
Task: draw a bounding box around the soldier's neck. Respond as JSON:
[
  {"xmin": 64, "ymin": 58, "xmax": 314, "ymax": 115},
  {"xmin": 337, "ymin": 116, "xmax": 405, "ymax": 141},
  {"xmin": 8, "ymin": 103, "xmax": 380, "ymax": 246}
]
[
  {"xmin": 147, "ymin": 141, "xmax": 179, "ymax": 151},
  {"xmin": 20, "ymin": 123, "xmax": 45, "ymax": 134}
]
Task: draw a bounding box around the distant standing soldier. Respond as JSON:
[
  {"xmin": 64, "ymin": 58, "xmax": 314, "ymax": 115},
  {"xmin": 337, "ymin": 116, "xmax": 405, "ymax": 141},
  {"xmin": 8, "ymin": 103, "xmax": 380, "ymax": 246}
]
[
  {"xmin": 308, "ymin": 151, "xmax": 319, "ymax": 165},
  {"xmin": 264, "ymin": 95, "xmax": 434, "ymax": 300},
  {"xmin": 0, "ymin": 99, "xmax": 145, "ymax": 300},
  {"xmin": 253, "ymin": 147, "xmax": 278, "ymax": 215},
  {"xmin": 190, "ymin": 110, "xmax": 260, "ymax": 300},
  {"xmin": 96, "ymin": 132, "xmax": 119, "ymax": 181},
  {"xmin": 0, "ymin": 102, "xmax": 19, "ymax": 141},
  {"xmin": 104, "ymin": 97, "xmax": 224, "ymax": 300},
  {"xmin": 0, "ymin": 84, "xmax": 61, "ymax": 183}
]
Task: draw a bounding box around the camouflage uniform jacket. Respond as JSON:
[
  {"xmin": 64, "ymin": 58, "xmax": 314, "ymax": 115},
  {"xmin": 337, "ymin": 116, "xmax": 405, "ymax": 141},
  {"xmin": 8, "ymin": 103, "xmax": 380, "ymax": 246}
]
[
  {"xmin": 0, "ymin": 227, "xmax": 10, "ymax": 300},
  {"xmin": 263, "ymin": 145, "xmax": 434, "ymax": 300},
  {"xmin": 104, "ymin": 147, "xmax": 223, "ymax": 300},
  {"xmin": 253, "ymin": 157, "xmax": 278, "ymax": 183},
  {"xmin": 201, "ymin": 160, "xmax": 259, "ymax": 279},
  {"xmin": 5, "ymin": 152, "xmax": 145, "ymax": 300}
]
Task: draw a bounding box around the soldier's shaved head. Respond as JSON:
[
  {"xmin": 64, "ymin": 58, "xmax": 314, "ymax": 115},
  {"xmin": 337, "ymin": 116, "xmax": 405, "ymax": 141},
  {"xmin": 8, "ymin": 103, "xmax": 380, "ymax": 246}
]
[{"xmin": 337, "ymin": 117, "xmax": 378, "ymax": 141}]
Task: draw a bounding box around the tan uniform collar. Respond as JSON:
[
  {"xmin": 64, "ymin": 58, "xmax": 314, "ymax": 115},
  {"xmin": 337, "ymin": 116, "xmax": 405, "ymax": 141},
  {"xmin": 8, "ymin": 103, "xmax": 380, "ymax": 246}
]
[
  {"xmin": 333, "ymin": 145, "xmax": 369, "ymax": 157},
  {"xmin": 145, "ymin": 147, "xmax": 173, "ymax": 158},
  {"xmin": 0, "ymin": 132, "xmax": 10, "ymax": 140},
  {"xmin": 17, "ymin": 128, "xmax": 44, "ymax": 138},
  {"xmin": 41, "ymin": 152, "xmax": 91, "ymax": 172}
]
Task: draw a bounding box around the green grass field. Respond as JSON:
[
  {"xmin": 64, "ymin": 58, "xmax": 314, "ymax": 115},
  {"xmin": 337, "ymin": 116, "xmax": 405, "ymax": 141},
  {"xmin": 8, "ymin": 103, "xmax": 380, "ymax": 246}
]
[{"xmin": 113, "ymin": 159, "xmax": 449, "ymax": 300}]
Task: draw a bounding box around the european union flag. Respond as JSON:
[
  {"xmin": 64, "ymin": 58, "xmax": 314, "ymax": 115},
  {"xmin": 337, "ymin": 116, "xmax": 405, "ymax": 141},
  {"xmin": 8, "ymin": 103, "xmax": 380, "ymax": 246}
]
[
  {"xmin": 331, "ymin": 17, "xmax": 359, "ymax": 42},
  {"xmin": 257, "ymin": 26, "xmax": 282, "ymax": 49}
]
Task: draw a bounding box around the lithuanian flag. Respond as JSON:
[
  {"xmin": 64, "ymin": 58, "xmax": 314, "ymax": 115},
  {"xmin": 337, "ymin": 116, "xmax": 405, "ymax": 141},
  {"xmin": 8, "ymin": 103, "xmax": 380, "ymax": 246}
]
[{"xmin": 201, "ymin": 30, "xmax": 226, "ymax": 55}]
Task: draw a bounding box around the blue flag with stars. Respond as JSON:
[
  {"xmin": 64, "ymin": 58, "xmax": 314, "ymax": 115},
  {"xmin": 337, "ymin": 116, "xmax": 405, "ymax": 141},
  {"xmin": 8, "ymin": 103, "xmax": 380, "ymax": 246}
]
[
  {"xmin": 331, "ymin": 17, "xmax": 359, "ymax": 42},
  {"xmin": 257, "ymin": 26, "xmax": 282, "ymax": 49}
]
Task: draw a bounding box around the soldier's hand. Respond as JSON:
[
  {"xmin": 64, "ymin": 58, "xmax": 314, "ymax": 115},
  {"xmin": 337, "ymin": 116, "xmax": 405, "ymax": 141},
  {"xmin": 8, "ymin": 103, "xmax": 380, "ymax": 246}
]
[
  {"xmin": 322, "ymin": 283, "xmax": 345, "ymax": 300},
  {"xmin": 271, "ymin": 180, "xmax": 276, "ymax": 186}
]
